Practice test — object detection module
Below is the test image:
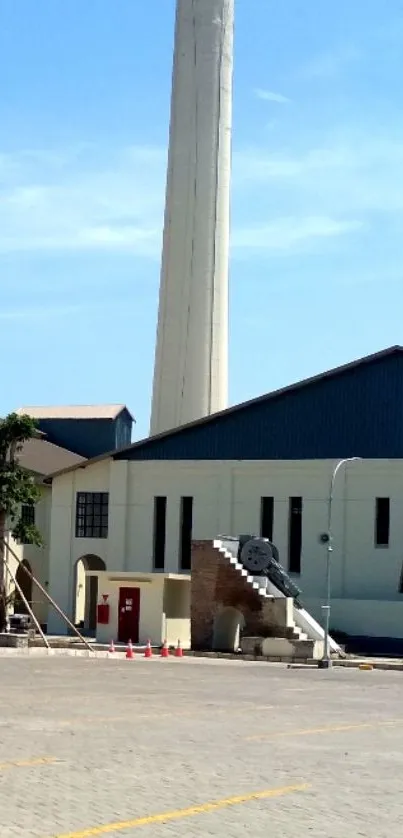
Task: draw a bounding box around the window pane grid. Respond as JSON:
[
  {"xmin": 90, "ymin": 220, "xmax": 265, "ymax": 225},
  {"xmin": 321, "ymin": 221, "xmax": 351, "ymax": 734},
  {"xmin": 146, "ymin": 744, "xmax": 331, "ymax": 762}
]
[
  {"xmin": 21, "ymin": 504, "xmax": 35, "ymax": 526},
  {"xmin": 75, "ymin": 492, "xmax": 109, "ymax": 538}
]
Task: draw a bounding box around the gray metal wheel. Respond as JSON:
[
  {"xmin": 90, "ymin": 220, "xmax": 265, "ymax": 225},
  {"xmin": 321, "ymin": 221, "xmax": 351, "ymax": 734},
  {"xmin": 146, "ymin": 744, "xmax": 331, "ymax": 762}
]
[{"xmin": 240, "ymin": 538, "xmax": 273, "ymax": 574}]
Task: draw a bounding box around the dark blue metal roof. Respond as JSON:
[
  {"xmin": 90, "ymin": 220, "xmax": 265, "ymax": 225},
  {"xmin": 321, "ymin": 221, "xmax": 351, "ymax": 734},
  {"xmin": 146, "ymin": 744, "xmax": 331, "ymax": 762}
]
[
  {"xmin": 40, "ymin": 412, "xmax": 133, "ymax": 459},
  {"xmin": 114, "ymin": 346, "xmax": 403, "ymax": 461}
]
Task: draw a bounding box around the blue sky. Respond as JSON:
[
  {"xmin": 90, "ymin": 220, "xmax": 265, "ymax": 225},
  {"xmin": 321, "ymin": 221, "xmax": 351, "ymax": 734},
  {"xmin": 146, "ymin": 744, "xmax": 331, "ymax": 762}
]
[{"xmin": 1, "ymin": 0, "xmax": 403, "ymax": 439}]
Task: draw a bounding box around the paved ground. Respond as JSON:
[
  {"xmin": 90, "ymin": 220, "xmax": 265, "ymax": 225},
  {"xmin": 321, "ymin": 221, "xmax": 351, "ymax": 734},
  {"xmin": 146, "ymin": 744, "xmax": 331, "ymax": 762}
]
[{"xmin": 1, "ymin": 655, "xmax": 403, "ymax": 837}]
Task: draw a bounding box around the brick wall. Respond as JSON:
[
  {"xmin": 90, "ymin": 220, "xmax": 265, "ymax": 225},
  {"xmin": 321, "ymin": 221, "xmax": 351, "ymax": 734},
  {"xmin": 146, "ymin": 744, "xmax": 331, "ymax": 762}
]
[{"xmin": 191, "ymin": 540, "xmax": 290, "ymax": 650}]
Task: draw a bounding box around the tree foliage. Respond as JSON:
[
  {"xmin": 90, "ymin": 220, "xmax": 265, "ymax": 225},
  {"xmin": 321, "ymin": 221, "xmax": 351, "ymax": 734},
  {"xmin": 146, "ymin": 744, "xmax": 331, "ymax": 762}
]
[{"xmin": 0, "ymin": 413, "xmax": 44, "ymax": 630}]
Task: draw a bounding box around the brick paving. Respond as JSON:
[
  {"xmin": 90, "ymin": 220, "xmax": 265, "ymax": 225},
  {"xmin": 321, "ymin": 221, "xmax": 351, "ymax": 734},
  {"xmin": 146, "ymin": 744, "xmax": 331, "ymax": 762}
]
[{"xmin": 1, "ymin": 655, "xmax": 403, "ymax": 837}]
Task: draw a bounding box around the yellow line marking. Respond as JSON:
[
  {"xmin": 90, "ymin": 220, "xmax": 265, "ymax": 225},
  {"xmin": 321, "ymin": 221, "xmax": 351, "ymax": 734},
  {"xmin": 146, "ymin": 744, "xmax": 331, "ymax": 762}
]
[
  {"xmin": 0, "ymin": 756, "xmax": 57, "ymax": 771},
  {"xmin": 245, "ymin": 718, "xmax": 403, "ymax": 742},
  {"xmin": 53, "ymin": 782, "xmax": 310, "ymax": 837}
]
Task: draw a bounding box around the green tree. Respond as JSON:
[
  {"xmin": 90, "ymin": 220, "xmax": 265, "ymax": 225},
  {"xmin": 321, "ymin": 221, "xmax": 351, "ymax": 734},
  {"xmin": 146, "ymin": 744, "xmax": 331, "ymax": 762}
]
[{"xmin": 0, "ymin": 413, "xmax": 43, "ymax": 631}]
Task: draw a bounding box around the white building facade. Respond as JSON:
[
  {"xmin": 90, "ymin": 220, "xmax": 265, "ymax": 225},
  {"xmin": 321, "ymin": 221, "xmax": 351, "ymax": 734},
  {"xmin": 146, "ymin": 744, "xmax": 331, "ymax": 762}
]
[
  {"xmin": 46, "ymin": 455, "xmax": 403, "ymax": 642},
  {"xmin": 5, "ymin": 485, "xmax": 52, "ymax": 627},
  {"xmin": 46, "ymin": 347, "xmax": 403, "ymax": 646}
]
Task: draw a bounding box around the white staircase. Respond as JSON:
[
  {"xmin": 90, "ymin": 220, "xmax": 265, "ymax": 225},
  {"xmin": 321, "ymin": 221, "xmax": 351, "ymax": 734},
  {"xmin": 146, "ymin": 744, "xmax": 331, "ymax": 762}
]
[{"xmin": 213, "ymin": 536, "xmax": 341, "ymax": 656}]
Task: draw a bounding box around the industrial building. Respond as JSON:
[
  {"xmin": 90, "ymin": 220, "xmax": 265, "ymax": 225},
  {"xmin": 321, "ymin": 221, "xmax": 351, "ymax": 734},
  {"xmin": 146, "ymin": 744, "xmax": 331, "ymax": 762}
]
[
  {"xmin": 44, "ymin": 346, "xmax": 403, "ymax": 646},
  {"xmin": 10, "ymin": 1, "xmax": 403, "ymax": 653},
  {"xmin": 7, "ymin": 405, "xmax": 133, "ymax": 628}
]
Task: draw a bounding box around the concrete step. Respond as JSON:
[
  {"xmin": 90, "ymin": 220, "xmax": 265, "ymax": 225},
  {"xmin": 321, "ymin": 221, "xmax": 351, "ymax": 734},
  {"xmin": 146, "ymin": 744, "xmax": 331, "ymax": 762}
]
[
  {"xmin": 241, "ymin": 635, "xmax": 324, "ymax": 661},
  {"xmin": 285, "ymin": 626, "xmax": 309, "ymax": 642},
  {"xmin": 219, "ymin": 541, "xmax": 327, "ymax": 652}
]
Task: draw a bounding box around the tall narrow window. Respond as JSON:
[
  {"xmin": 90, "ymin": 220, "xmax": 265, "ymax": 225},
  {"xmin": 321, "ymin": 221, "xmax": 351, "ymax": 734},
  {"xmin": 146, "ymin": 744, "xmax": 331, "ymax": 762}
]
[
  {"xmin": 260, "ymin": 497, "xmax": 274, "ymax": 541},
  {"xmin": 288, "ymin": 497, "xmax": 302, "ymax": 574},
  {"xmin": 375, "ymin": 497, "xmax": 390, "ymax": 547},
  {"xmin": 179, "ymin": 496, "xmax": 193, "ymax": 571},
  {"xmin": 153, "ymin": 497, "xmax": 167, "ymax": 570},
  {"xmin": 21, "ymin": 504, "xmax": 35, "ymax": 527},
  {"xmin": 20, "ymin": 504, "xmax": 36, "ymax": 544}
]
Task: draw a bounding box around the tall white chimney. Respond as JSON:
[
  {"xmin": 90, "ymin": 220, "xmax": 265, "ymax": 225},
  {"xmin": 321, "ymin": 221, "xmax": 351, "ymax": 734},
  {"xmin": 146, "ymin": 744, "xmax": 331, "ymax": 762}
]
[{"xmin": 150, "ymin": 0, "xmax": 234, "ymax": 436}]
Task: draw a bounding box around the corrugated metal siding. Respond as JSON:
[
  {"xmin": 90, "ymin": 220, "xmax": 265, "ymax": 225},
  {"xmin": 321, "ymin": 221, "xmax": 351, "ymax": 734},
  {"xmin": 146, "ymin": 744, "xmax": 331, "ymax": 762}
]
[
  {"xmin": 115, "ymin": 413, "xmax": 133, "ymax": 449},
  {"xmin": 39, "ymin": 418, "xmax": 118, "ymax": 459},
  {"xmin": 115, "ymin": 353, "xmax": 403, "ymax": 461}
]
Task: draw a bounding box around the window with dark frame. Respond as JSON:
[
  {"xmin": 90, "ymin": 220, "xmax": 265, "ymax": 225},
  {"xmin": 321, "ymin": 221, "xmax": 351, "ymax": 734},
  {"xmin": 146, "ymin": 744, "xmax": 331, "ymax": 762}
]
[
  {"xmin": 375, "ymin": 497, "xmax": 390, "ymax": 547},
  {"xmin": 179, "ymin": 496, "xmax": 193, "ymax": 571},
  {"xmin": 260, "ymin": 496, "xmax": 274, "ymax": 541},
  {"xmin": 20, "ymin": 504, "xmax": 36, "ymax": 543},
  {"xmin": 288, "ymin": 496, "xmax": 302, "ymax": 574},
  {"xmin": 21, "ymin": 504, "xmax": 35, "ymax": 527},
  {"xmin": 153, "ymin": 496, "xmax": 167, "ymax": 570},
  {"xmin": 75, "ymin": 492, "xmax": 109, "ymax": 538}
]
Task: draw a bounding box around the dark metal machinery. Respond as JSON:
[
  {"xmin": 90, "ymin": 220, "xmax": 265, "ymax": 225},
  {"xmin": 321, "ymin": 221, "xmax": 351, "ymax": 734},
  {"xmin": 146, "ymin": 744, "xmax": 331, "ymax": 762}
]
[{"xmin": 237, "ymin": 535, "xmax": 303, "ymax": 606}]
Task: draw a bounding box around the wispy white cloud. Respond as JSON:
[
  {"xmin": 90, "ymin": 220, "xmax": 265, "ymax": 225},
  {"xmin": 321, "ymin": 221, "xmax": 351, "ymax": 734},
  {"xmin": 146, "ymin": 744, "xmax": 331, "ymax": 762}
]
[
  {"xmin": 0, "ymin": 145, "xmax": 166, "ymax": 257},
  {"xmin": 0, "ymin": 130, "xmax": 401, "ymax": 262},
  {"xmin": 0, "ymin": 225, "xmax": 160, "ymax": 255},
  {"xmin": 232, "ymin": 216, "xmax": 363, "ymax": 252},
  {"xmin": 300, "ymin": 44, "xmax": 362, "ymax": 80},
  {"xmin": 233, "ymin": 134, "xmax": 403, "ymax": 215},
  {"xmin": 230, "ymin": 129, "xmax": 403, "ymax": 254},
  {"xmin": 254, "ymin": 88, "xmax": 291, "ymax": 104},
  {"xmin": 234, "ymin": 144, "xmax": 357, "ymax": 184}
]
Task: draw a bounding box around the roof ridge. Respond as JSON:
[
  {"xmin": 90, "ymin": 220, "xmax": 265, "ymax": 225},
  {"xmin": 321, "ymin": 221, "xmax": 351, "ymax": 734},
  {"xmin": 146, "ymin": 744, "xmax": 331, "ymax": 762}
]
[
  {"xmin": 18, "ymin": 402, "xmax": 126, "ymax": 409},
  {"xmin": 43, "ymin": 344, "xmax": 403, "ymax": 481},
  {"xmin": 17, "ymin": 404, "xmax": 134, "ymax": 421}
]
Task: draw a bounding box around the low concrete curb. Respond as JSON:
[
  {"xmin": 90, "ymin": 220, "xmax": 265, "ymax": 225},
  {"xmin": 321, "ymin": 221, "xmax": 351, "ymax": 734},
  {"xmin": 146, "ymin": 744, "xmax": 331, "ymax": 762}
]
[
  {"xmin": 187, "ymin": 651, "xmax": 403, "ymax": 670},
  {"xmin": 0, "ymin": 646, "xmax": 402, "ymax": 670},
  {"xmin": 331, "ymin": 658, "xmax": 403, "ymax": 672},
  {"xmin": 0, "ymin": 648, "xmax": 115, "ymax": 658}
]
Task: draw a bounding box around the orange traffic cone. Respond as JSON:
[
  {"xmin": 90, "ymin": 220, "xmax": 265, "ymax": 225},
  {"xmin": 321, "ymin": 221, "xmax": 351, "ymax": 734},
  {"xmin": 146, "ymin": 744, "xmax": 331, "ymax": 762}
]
[
  {"xmin": 108, "ymin": 640, "xmax": 115, "ymax": 654},
  {"xmin": 161, "ymin": 639, "xmax": 169, "ymax": 658},
  {"xmin": 126, "ymin": 639, "xmax": 134, "ymax": 659},
  {"xmin": 175, "ymin": 639, "xmax": 183, "ymax": 658},
  {"xmin": 144, "ymin": 639, "xmax": 152, "ymax": 658}
]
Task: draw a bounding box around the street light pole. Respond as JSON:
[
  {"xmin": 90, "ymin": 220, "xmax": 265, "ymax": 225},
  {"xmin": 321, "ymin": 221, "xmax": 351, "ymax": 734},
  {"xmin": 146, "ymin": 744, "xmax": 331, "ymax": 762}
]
[{"xmin": 318, "ymin": 456, "xmax": 361, "ymax": 669}]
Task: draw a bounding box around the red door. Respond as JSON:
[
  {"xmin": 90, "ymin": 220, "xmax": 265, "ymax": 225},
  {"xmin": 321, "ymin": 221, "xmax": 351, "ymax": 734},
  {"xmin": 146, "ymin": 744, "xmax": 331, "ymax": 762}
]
[{"xmin": 118, "ymin": 587, "xmax": 140, "ymax": 644}]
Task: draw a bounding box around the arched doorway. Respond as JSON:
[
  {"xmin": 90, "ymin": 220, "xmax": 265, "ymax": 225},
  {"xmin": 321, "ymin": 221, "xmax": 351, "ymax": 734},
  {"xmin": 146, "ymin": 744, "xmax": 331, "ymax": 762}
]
[
  {"xmin": 74, "ymin": 555, "xmax": 106, "ymax": 633},
  {"xmin": 212, "ymin": 606, "xmax": 245, "ymax": 652},
  {"xmin": 14, "ymin": 560, "xmax": 33, "ymax": 615}
]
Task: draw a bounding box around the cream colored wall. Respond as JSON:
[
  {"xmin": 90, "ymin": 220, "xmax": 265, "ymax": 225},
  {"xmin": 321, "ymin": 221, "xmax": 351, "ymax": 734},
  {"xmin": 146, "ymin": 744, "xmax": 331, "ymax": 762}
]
[
  {"xmin": 128, "ymin": 459, "xmax": 403, "ymax": 606},
  {"xmin": 304, "ymin": 598, "xmax": 403, "ymax": 639},
  {"xmin": 93, "ymin": 573, "xmax": 191, "ymax": 647},
  {"xmin": 93, "ymin": 573, "xmax": 165, "ymax": 645},
  {"xmin": 5, "ymin": 485, "xmax": 51, "ymax": 625},
  {"xmin": 48, "ymin": 461, "xmax": 111, "ymax": 633},
  {"xmin": 127, "ymin": 464, "xmax": 221, "ymax": 574},
  {"xmin": 163, "ymin": 618, "xmax": 191, "ymax": 648},
  {"xmin": 48, "ymin": 457, "xmax": 403, "ymax": 639},
  {"xmin": 162, "ymin": 579, "xmax": 191, "ymax": 647}
]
